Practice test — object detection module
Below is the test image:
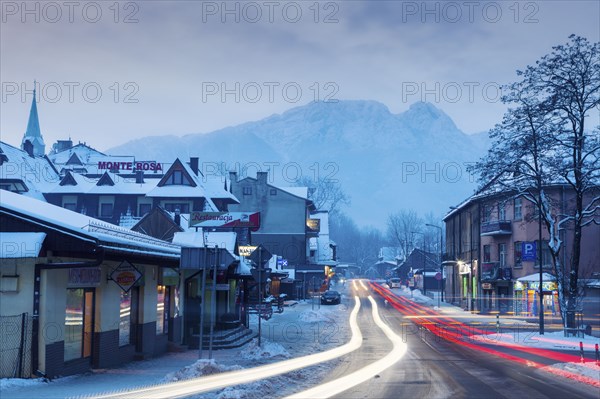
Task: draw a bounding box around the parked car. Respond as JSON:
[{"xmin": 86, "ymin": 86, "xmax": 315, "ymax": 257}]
[{"xmin": 321, "ymin": 290, "xmax": 341, "ymax": 305}]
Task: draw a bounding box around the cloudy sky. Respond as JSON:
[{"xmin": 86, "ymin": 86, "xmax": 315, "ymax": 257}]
[{"xmin": 2, "ymin": 1, "xmax": 599, "ymax": 151}]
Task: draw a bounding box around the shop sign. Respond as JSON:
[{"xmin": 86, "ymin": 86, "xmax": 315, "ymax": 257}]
[
  {"xmin": 239, "ymin": 245, "xmax": 257, "ymax": 257},
  {"xmin": 514, "ymin": 281, "xmax": 525, "ymax": 291},
  {"xmin": 189, "ymin": 212, "xmax": 260, "ymax": 228},
  {"xmin": 110, "ymin": 260, "xmax": 142, "ymax": 293},
  {"xmin": 482, "ymin": 283, "xmax": 492, "ymax": 290},
  {"xmin": 529, "ymin": 281, "xmax": 557, "ymax": 292},
  {"xmin": 68, "ymin": 267, "xmax": 101, "ymax": 287},
  {"xmin": 97, "ymin": 161, "xmax": 162, "ymax": 171}
]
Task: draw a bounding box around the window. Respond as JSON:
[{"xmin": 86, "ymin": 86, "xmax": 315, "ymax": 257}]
[
  {"xmin": 64, "ymin": 289, "xmax": 84, "ymax": 361},
  {"xmin": 156, "ymin": 285, "xmax": 169, "ymax": 335},
  {"xmin": 139, "ymin": 203, "xmax": 152, "ymax": 216},
  {"xmin": 498, "ymin": 202, "xmax": 506, "ymax": 221},
  {"xmin": 100, "ymin": 203, "xmax": 113, "ymax": 218},
  {"xmin": 64, "ymin": 203, "xmax": 77, "ymax": 211},
  {"xmin": 514, "ymin": 198, "xmax": 522, "ymax": 220},
  {"xmin": 534, "ymin": 240, "xmax": 552, "ymax": 269},
  {"xmin": 270, "ymin": 188, "xmax": 277, "ymax": 196},
  {"xmin": 243, "ymin": 186, "xmax": 252, "ymax": 195},
  {"xmin": 483, "ymin": 245, "xmax": 491, "ymax": 262},
  {"xmin": 499, "ymin": 243, "xmax": 507, "ymax": 267},
  {"xmin": 482, "ymin": 205, "xmax": 492, "ymax": 223},
  {"xmin": 119, "ymin": 291, "xmax": 132, "ymax": 346},
  {"xmin": 514, "ymin": 241, "xmax": 522, "ymax": 268},
  {"xmin": 165, "ymin": 170, "xmax": 191, "ymax": 186}
]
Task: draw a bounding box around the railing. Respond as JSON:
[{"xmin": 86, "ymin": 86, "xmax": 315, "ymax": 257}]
[{"xmin": 481, "ymin": 220, "xmax": 512, "ymax": 235}]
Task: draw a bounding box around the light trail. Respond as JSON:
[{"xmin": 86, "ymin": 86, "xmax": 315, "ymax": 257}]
[
  {"xmin": 88, "ymin": 296, "xmax": 364, "ymax": 399},
  {"xmin": 358, "ymin": 279, "xmax": 369, "ymax": 291},
  {"xmin": 285, "ymin": 295, "xmax": 408, "ymax": 399}
]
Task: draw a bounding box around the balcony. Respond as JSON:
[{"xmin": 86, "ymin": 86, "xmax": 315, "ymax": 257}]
[{"xmin": 480, "ymin": 220, "xmax": 512, "ymax": 236}]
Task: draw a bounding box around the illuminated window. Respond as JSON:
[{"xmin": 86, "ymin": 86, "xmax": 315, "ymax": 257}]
[
  {"xmin": 156, "ymin": 285, "xmax": 169, "ymax": 335},
  {"xmin": 119, "ymin": 291, "xmax": 132, "ymax": 346}
]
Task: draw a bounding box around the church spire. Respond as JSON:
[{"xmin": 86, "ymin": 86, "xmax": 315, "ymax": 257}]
[{"xmin": 22, "ymin": 80, "xmax": 46, "ymax": 157}]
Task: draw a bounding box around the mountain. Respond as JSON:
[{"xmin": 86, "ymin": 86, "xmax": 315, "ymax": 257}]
[{"xmin": 107, "ymin": 100, "xmax": 490, "ymax": 228}]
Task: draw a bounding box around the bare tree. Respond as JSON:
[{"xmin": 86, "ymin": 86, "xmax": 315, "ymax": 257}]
[
  {"xmin": 386, "ymin": 210, "xmax": 423, "ymax": 261},
  {"xmin": 296, "ymin": 176, "xmax": 350, "ymax": 215}
]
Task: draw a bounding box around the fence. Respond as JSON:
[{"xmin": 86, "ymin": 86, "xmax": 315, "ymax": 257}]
[{"xmin": 0, "ymin": 313, "xmax": 33, "ymax": 378}]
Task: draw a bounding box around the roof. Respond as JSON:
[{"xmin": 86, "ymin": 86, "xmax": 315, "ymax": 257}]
[
  {"xmin": 1, "ymin": 190, "xmax": 180, "ymax": 259},
  {"xmin": 0, "ymin": 232, "xmax": 46, "ymax": 258},
  {"xmin": 49, "ymin": 171, "xmax": 159, "ymax": 195},
  {"xmin": 0, "ymin": 141, "xmax": 60, "ymax": 200},
  {"xmin": 278, "ymin": 186, "xmax": 309, "ymax": 199},
  {"xmin": 517, "ymin": 272, "xmax": 556, "ymax": 282},
  {"xmin": 48, "ymin": 143, "xmax": 134, "ymax": 172}
]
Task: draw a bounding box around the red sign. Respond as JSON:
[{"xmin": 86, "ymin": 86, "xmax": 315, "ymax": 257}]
[{"xmin": 110, "ymin": 260, "xmax": 142, "ymax": 292}]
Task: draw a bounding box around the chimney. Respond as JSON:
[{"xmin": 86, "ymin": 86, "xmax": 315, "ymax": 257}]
[
  {"xmin": 229, "ymin": 171, "xmax": 237, "ymax": 184},
  {"xmin": 23, "ymin": 140, "xmax": 34, "ymax": 157},
  {"xmin": 189, "ymin": 157, "xmax": 199, "ymax": 175},
  {"xmin": 257, "ymin": 171, "xmax": 268, "ymax": 185},
  {"xmin": 135, "ymin": 170, "xmax": 144, "ymax": 184},
  {"xmin": 174, "ymin": 208, "xmax": 181, "ymax": 226}
]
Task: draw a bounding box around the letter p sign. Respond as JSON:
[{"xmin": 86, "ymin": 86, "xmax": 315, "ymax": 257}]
[{"xmin": 521, "ymin": 242, "xmax": 536, "ymax": 261}]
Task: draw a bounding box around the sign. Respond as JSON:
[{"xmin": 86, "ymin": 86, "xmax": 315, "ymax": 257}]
[
  {"xmin": 189, "ymin": 212, "xmax": 260, "ymax": 229},
  {"xmin": 249, "ymin": 244, "xmax": 272, "ymax": 268},
  {"xmin": 68, "ymin": 267, "xmax": 101, "ymax": 287},
  {"xmin": 530, "ymin": 281, "xmax": 557, "ymax": 292},
  {"xmin": 110, "ymin": 261, "xmax": 142, "ymax": 292},
  {"xmin": 435, "ymin": 272, "xmax": 442, "ymax": 281},
  {"xmin": 215, "ymin": 283, "xmax": 230, "ymax": 291},
  {"xmin": 522, "ymin": 242, "xmax": 536, "ymax": 261},
  {"xmin": 482, "ymin": 283, "xmax": 492, "ymax": 290},
  {"xmin": 306, "ymin": 218, "xmax": 320, "ymax": 232},
  {"xmin": 239, "ymin": 245, "xmax": 257, "ymax": 257},
  {"xmin": 98, "ymin": 161, "xmax": 162, "ymax": 171}
]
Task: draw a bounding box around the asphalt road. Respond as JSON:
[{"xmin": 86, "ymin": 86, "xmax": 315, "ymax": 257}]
[{"xmin": 326, "ymin": 286, "xmax": 599, "ymax": 399}]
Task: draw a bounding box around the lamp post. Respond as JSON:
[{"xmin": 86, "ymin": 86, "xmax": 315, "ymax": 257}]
[
  {"xmin": 426, "ymin": 223, "xmax": 443, "ymax": 307},
  {"xmin": 411, "ymin": 231, "xmax": 427, "ymax": 295}
]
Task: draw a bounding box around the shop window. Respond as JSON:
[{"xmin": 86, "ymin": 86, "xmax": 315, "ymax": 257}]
[
  {"xmin": 156, "ymin": 285, "xmax": 169, "ymax": 335},
  {"xmin": 64, "ymin": 289, "xmax": 93, "ymax": 361},
  {"xmin": 119, "ymin": 291, "xmax": 132, "ymax": 346}
]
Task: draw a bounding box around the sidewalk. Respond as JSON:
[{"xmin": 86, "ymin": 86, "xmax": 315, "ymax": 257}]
[{"xmin": 0, "ymin": 296, "xmax": 353, "ymax": 399}]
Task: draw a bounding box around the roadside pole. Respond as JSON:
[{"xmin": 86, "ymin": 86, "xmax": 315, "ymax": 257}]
[{"xmin": 209, "ymin": 246, "xmax": 218, "ymax": 359}]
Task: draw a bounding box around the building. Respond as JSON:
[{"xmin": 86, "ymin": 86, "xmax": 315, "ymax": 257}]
[
  {"xmin": 228, "ymin": 171, "xmax": 331, "ymax": 297},
  {"xmin": 444, "ymin": 186, "xmax": 600, "ymax": 321},
  {"xmin": 1, "ymin": 190, "xmax": 182, "ymax": 378},
  {"xmin": 21, "ymin": 87, "xmax": 45, "ymax": 157}
]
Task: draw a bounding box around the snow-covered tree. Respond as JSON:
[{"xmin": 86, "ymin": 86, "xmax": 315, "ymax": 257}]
[{"xmin": 470, "ymin": 35, "xmax": 600, "ymax": 327}]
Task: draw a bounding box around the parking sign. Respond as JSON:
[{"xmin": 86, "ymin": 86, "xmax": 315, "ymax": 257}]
[{"xmin": 522, "ymin": 242, "xmax": 536, "ymax": 261}]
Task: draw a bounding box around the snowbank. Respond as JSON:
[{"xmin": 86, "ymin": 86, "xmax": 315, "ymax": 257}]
[
  {"xmin": 162, "ymin": 359, "xmax": 243, "ymax": 383},
  {"xmin": 240, "ymin": 338, "xmax": 290, "ymax": 360},
  {"xmin": 470, "ymin": 330, "xmax": 600, "ymax": 350}
]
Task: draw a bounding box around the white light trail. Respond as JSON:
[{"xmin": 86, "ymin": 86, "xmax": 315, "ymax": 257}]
[
  {"xmin": 285, "ymin": 295, "xmax": 408, "ymax": 399},
  {"xmin": 358, "ymin": 279, "xmax": 368, "ymax": 291},
  {"xmin": 89, "ymin": 296, "xmax": 364, "ymax": 399}
]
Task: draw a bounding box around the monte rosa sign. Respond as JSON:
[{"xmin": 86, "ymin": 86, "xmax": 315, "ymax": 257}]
[{"xmin": 98, "ymin": 161, "xmax": 163, "ymax": 171}]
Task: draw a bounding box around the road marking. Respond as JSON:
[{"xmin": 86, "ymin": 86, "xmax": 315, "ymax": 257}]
[{"xmin": 285, "ymin": 295, "xmax": 408, "ymax": 399}]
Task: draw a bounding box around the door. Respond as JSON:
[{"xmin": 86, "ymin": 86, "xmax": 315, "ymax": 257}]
[{"xmin": 83, "ymin": 290, "xmax": 95, "ymax": 358}]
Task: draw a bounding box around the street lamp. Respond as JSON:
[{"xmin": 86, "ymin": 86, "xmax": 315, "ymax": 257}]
[{"xmin": 426, "ymin": 223, "xmax": 443, "ymax": 307}]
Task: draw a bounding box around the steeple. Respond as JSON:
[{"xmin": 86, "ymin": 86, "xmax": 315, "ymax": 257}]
[{"xmin": 21, "ymin": 81, "xmax": 46, "ymax": 157}]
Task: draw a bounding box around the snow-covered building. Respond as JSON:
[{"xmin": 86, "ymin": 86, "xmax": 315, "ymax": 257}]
[
  {"xmin": 0, "ymin": 190, "xmax": 182, "ymax": 378},
  {"xmin": 48, "ymin": 140, "xmax": 136, "ymax": 176},
  {"xmin": 444, "ymin": 186, "xmax": 600, "ymax": 321}
]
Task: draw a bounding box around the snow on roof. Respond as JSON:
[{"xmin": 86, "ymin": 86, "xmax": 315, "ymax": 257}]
[
  {"xmin": 50, "ymin": 172, "xmax": 159, "ymax": 195},
  {"xmin": 1, "ymin": 190, "xmax": 180, "ymax": 258},
  {"xmin": 172, "ymin": 231, "xmax": 237, "ymax": 252},
  {"xmin": 517, "ymin": 272, "xmax": 556, "ymax": 282},
  {"xmin": 49, "ymin": 143, "xmax": 133, "ymax": 170},
  {"xmin": 0, "ymin": 141, "xmax": 60, "ymax": 200},
  {"xmin": 0, "ymin": 232, "xmax": 46, "ymax": 258},
  {"xmin": 277, "ymin": 186, "xmax": 309, "ymax": 199}
]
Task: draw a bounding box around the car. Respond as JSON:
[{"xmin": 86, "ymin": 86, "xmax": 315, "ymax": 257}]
[
  {"xmin": 388, "ymin": 278, "xmax": 401, "ymax": 288},
  {"xmin": 321, "ymin": 290, "xmax": 341, "ymax": 305}
]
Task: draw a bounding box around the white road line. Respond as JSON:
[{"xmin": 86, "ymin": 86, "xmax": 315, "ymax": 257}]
[
  {"xmin": 285, "ymin": 295, "xmax": 408, "ymax": 399},
  {"xmin": 88, "ymin": 296, "xmax": 363, "ymax": 399}
]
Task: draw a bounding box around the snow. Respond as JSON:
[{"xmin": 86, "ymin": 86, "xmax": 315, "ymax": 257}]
[
  {"xmin": 163, "ymin": 359, "xmax": 243, "ymax": 383},
  {"xmin": 545, "ymin": 362, "xmax": 600, "ymax": 383},
  {"xmin": 239, "ymin": 338, "xmax": 290, "ymax": 360},
  {"xmin": 0, "ymin": 232, "xmax": 46, "ymax": 258},
  {"xmin": 469, "ymin": 330, "xmax": 600, "ymax": 351}
]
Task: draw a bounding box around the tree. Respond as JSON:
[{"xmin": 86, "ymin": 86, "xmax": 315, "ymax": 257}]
[
  {"xmin": 296, "ymin": 176, "xmax": 350, "ymax": 215},
  {"xmin": 469, "ymin": 35, "xmax": 600, "ymax": 327},
  {"xmin": 386, "ymin": 210, "xmax": 423, "ymax": 261}
]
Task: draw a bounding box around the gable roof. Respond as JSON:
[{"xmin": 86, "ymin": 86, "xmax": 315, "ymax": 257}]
[{"xmin": 0, "ymin": 141, "xmax": 60, "ymax": 200}]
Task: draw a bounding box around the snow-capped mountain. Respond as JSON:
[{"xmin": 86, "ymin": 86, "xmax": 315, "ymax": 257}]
[{"xmin": 107, "ymin": 101, "xmax": 490, "ymax": 227}]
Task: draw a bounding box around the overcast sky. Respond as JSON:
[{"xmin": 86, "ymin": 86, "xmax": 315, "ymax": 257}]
[{"xmin": 1, "ymin": 1, "xmax": 599, "ymax": 151}]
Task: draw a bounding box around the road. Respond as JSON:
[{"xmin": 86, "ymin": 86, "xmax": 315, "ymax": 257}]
[{"xmin": 317, "ymin": 282, "xmax": 599, "ymax": 399}]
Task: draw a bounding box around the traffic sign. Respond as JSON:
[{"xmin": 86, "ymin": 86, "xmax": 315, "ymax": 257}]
[
  {"xmin": 248, "ymin": 244, "xmax": 272, "ymax": 267},
  {"xmin": 435, "ymin": 272, "xmax": 442, "ymax": 281}
]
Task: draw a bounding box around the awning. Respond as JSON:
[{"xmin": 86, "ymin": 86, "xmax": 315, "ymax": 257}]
[{"xmin": 517, "ymin": 272, "xmax": 556, "ymax": 282}]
